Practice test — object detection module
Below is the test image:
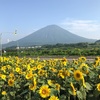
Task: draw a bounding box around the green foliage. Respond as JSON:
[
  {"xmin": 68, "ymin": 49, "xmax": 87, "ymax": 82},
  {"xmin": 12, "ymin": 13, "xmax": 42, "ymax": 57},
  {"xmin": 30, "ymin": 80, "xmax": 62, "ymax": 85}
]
[
  {"xmin": 3, "ymin": 42, "xmax": 100, "ymax": 56},
  {"xmin": 0, "ymin": 56, "xmax": 100, "ymax": 99}
]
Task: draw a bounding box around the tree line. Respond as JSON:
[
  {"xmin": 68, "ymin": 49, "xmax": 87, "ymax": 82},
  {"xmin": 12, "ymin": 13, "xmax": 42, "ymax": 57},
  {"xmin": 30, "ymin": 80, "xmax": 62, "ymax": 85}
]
[{"xmin": 2, "ymin": 42, "xmax": 100, "ymax": 56}]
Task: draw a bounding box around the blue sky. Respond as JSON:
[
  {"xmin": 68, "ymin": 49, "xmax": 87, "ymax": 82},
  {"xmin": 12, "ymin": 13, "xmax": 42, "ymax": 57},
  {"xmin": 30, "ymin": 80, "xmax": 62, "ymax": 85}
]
[{"xmin": 0, "ymin": 0, "xmax": 100, "ymax": 44}]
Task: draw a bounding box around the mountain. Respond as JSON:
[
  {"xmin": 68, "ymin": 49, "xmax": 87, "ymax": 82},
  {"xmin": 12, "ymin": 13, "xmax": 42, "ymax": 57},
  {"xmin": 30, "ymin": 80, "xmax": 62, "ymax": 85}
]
[
  {"xmin": 95, "ymin": 40, "xmax": 100, "ymax": 43},
  {"xmin": 3, "ymin": 25, "xmax": 96, "ymax": 48}
]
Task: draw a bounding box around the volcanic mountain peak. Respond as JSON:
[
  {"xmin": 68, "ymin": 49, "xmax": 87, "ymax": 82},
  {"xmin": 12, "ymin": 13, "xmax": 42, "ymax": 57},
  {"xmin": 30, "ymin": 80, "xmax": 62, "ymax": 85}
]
[{"xmin": 3, "ymin": 25, "xmax": 96, "ymax": 48}]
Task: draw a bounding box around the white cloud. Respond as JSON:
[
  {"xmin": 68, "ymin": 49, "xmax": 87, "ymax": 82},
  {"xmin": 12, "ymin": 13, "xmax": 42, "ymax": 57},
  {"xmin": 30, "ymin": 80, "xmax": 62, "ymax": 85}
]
[{"xmin": 60, "ymin": 18, "xmax": 100, "ymax": 39}]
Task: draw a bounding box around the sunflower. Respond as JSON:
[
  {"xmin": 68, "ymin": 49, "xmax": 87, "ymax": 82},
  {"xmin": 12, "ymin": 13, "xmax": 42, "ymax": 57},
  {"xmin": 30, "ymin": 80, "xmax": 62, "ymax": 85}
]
[
  {"xmin": 33, "ymin": 77, "xmax": 37, "ymax": 87},
  {"xmin": 78, "ymin": 56, "xmax": 86, "ymax": 62},
  {"xmin": 74, "ymin": 70, "xmax": 83, "ymax": 81},
  {"xmin": 50, "ymin": 68, "xmax": 57, "ymax": 73},
  {"xmin": 58, "ymin": 70, "xmax": 64, "ymax": 79},
  {"xmin": 61, "ymin": 57, "xmax": 68, "ymax": 66},
  {"xmin": 9, "ymin": 73, "xmax": 15, "ymax": 80},
  {"xmin": 70, "ymin": 82, "xmax": 76, "ymax": 95},
  {"xmin": 94, "ymin": 60, "xmax": 99, "ymax": 67},
  {"xmin": 39, "ymin": 85, "xmax": 51, "ymax": 98},
  {"xmin": 82, "ymin": 77, "xmax": 86, "ymax": 88},
  {"xmin": 97, "ymin": 83, "xmax": 100, "ymax": 91},
  {"xmin": 37, "ymin": 64, "xmax": 43, "ymax": 69},
  {"xmin": 32, "ymin": 66, "xmax": 37, "ymax": 71},
  {"xmin": 25, "ymin": 72, "xmax": 33, "ymax": 79},
  {"xmin": 8, "ymin": 79, "xmax": 14, "ymax": 86},
  {"xmin": 95, "ymin": 57, "xmax": 100, "ymax": 61},
  {"xmin": 29, "ymin": 84, "xmax": 36, "ymax": 91},
  {"xmin": 73, "ymin": 59, "xmax": 78, "ymax": 65},
  {"xmin": 9, "ymin": 73, "xmax": 14, "ymax": 78},
  {"xmin": 27, "ymin": 64, "xmax": 31, "ymax": 70},
  {"xmin": 58, "ymin": 69, "xmax": 70, "ymax": 79},
  {"xmin": 79, "ymin": 63, "xmax": 89, "ymax": 74},
  {"xmin": 1, "ymin": 74, "xmax": 6, "ymax": 81},
  {"xmin": 55, "ymin": 83, "xmax": 60, "ymax": 91},
  {"xmin": 15, "ymin": 67, "xmax": 20, "ymax": 73},
  {"xmin": 38, "ymin": 69, "xmax": 45, "ymax": 76},
  {"xmin": 47, "ymin": 80, "xmax": 54, "ymax": 86},
  {"xmin": 49, "ymin": 95, "xmax": 59, "ymax": 100},
  {"xmin": 29, "ymin": 78, "xmax": 37, "ymax": 91},
  {"xmin": 7, "ymin": 65, "xmax": 11, "ymax": 69},
  {"xmin": 1, "ymin": 91, "xmax": 7, "ymax": 95},
  {"xmin": 1, "ymin": 66, "xmax": 6, "ymax": 72}
]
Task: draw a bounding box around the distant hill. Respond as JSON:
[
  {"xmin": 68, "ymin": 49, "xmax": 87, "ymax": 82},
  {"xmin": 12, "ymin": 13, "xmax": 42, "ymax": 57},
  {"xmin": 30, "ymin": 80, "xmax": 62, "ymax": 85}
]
[
  {"xmin": 95, "ymin": 40, "xmax": 100, "ymax": 43},
  {"xmin": 3, "ymin": 25, "xmax": 96, "ymax": 48}
]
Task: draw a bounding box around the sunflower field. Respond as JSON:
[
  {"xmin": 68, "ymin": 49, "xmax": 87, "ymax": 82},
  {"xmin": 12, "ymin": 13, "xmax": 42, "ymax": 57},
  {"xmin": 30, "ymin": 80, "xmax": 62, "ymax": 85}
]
[{"xmin": 0, "ymin": 56, "xmax": 100, "ymax": 100}]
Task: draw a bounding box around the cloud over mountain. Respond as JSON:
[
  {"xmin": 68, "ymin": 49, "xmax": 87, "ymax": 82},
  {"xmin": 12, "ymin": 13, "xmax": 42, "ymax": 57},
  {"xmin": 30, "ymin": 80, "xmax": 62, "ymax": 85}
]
[{"xmin": 61, "ymin": 18, "xmax": 100, "ymax": 39}]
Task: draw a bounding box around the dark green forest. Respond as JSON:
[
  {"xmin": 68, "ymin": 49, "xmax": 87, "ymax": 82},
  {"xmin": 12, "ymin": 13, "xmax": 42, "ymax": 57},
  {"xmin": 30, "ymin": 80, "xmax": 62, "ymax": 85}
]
[{"xmin": 2, "ymin": 42, "xmax": 100, "ymax": 57}]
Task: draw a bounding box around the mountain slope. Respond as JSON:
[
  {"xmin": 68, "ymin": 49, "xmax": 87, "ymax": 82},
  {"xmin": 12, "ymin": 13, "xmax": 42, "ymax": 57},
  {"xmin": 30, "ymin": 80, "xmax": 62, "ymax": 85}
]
[
  {"xmin": 95, "ymin": 40, "xmax": 100, "ymax": 43},
  {"xmin": 3, "ymin": 25, "xmax": 96, "ymax": 48}
]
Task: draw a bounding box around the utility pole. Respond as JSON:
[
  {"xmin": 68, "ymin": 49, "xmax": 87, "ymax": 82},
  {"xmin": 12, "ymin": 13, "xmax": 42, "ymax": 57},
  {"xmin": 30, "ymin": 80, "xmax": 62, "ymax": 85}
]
[
  {"xmin": 15, "ymin": 30, "xmax": 19, "ymax": 56},
  {"xmin": 0, "ymin": 30, "xmax": 17, "ymax": 57}
]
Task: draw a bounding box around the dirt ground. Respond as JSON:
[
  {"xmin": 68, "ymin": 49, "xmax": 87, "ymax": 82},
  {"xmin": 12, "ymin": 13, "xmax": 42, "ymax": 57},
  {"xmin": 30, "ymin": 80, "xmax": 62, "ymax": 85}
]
[{"xmin": 33, "ymin": 55, "xmax": 97, "ymax": 61}]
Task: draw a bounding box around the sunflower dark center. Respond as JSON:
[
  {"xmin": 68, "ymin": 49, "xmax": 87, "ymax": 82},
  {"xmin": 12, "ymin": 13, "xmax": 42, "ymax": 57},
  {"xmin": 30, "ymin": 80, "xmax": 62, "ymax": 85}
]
[{"xmin": 76, "ymin": 73, "xmax": 80, "ymax": 78}]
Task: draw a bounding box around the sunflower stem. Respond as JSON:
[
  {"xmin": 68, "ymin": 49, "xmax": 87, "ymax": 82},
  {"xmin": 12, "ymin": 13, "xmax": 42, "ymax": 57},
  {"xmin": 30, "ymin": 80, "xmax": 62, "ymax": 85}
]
[
  {"xmin": 68, "ymin": 95, "xmax": 70, "ymax": 100},
  {"xmin": 29, "ymin": 91, "xmax": 31, "ymax": 100},
  {"xmin": 74, "ymin": 96, "xmax": 76, "ymax": 100}
]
